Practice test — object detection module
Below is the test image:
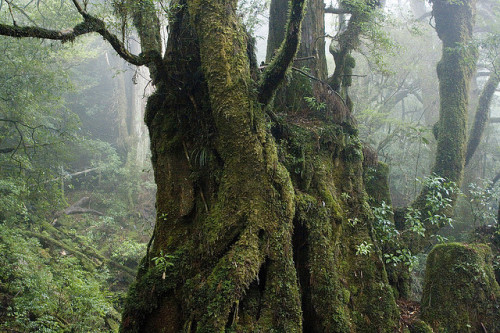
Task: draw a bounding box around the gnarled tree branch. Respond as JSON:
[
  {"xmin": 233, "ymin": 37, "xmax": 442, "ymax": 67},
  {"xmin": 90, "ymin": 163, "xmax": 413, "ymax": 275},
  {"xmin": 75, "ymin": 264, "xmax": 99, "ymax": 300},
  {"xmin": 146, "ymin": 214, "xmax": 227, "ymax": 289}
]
[
  {"xmin": 0, "ymin": 1, "xmax": 162, "ymax": 67},
  {"xmin": 465, "ymin": 71, "xmax": 500, "ymax": 166},
  {"xmin": 258, "ymin": 0, "xmax": 307, "ymax": 106}
]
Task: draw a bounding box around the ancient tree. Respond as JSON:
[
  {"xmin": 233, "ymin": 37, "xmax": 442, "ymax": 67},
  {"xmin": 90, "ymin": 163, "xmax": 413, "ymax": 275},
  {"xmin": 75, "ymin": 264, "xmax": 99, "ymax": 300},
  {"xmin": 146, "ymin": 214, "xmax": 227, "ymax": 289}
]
[{"xmin": 0, "ymin": 0, "xmax": 400, "ymax": 331}]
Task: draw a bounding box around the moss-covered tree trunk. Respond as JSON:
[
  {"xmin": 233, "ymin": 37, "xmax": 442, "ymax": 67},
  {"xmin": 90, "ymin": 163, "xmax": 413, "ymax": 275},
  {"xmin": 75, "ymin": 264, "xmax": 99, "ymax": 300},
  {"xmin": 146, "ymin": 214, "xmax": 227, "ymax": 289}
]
[
  {"xmin": 431, "ymin": 0, "xmax": 477, "ymax": 185},
  {"xmin": 267, "ymin": 0, "xmax": 328, "ymax": 115},
  {"xmin": 120, "ymin": 0, "xmax": 398, "ymax": 331},
  {"xmin": 465, "ymin": 70, "xmax": 500, "ymax": 166},
  {"xmin": 402, "ymin": 0, "xmax": 477, "ymax": 244}
]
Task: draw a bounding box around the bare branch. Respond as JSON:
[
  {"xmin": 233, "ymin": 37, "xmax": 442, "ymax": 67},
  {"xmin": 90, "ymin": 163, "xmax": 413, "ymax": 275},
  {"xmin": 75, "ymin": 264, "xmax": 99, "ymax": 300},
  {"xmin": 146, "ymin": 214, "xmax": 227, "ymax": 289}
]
[
  {"xmin": 0, "ymin": 147, "xmax": 16, "ymax": 154},
  {"xmin": 416, "ymin": 11, "xmax": 432, "ymax": 21},
  {"xmin": 0, "ymin": 142, "xmax": 56, "ymax": 154},
  {"xmin": 325, "ymin": 6, "xmax": 350, "ymax": 14},
  {"xmin": 58, "ymin": 197, "xmax": 104, "ymax": 217},
  {"xmin": 477, "ymin": 71, "xmax": 491, "ymax": 77},
  {"xmin": 70, "ymin": 0, "xmax": 86, "ymax": 17},
  {"xmin": 43, "ymin": 167, "xmax": 100, "ymax": 183},
  {"xmin": 6, "ymin": 0, "xmax": 17, "ymax": 26},
  {"xmin": 291, "ymin": 66, "xmax": 347, "ymax": 105},
  {"xmin": 8, "ymin": 1, "xmax": 38, "ymax": 25}
]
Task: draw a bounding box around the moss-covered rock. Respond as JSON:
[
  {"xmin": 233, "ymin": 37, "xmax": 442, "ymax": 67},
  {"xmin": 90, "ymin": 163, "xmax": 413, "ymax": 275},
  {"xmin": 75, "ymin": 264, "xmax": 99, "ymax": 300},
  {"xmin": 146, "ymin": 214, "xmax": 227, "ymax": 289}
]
[
  {"xmin": 470, "ymin": 225, "xmax": 500, "ymax": 285},
  {"xmin": 421, "ymin": 243, "xmax": 500, "ymax": 332}
]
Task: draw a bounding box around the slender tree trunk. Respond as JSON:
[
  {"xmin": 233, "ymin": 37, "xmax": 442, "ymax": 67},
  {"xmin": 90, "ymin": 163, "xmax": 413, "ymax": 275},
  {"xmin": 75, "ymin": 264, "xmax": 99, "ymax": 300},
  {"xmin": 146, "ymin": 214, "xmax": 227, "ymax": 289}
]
[
  {"xmin": 406, "ymin": 0, "xmax": 478, "ymax": 242},
  {"xmin": 465, "ymin": 71, "xmax": 500, "ymax": 166},
  {"xmin": 431, "ymin": 0, "xmax": 477, "ymax": 184},
  {"xmin": 267, "ymin": 0, "xmax": 328, "ymax": 115}
]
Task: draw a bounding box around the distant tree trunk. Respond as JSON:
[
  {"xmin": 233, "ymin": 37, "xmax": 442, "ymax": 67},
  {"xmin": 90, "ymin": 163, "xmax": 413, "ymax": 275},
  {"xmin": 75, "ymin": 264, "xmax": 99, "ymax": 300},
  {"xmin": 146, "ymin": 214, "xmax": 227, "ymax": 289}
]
[
  {"xmin": 431, "ymin": 0, "xmax": 477, "ymax": 184},
  {"xmin": 120, "ymin": 0, "xmax": 398, "ymax": 331},
  {"xmin": 109, "ymin": 47, "xmax": 151, "ymax": 170},
  {"xmin": 129, "ymin": 64, "xmax": 151, "ymax": 168},
  {"xmin": 410, "ymin": 0, "xmax": 428, "ymax": 18},
  {"xmin": 409, "ymin": 0, "xmax": 477, "ymax": 241}
]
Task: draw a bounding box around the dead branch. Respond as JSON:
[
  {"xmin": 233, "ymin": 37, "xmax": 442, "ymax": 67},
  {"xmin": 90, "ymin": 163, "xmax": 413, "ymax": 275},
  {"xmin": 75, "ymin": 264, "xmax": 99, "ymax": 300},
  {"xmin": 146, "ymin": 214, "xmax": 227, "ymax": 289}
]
[{"xmin": 54, "ymin": 196, "xmax": 104, "ymax": 218}]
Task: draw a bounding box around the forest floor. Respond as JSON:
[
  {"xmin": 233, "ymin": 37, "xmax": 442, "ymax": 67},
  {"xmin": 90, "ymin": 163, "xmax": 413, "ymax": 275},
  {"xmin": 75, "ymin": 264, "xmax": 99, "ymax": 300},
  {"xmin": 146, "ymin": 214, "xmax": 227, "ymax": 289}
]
[{"xmin": 397, "ymin": 299, "xmax": 421, "ymax": 332}]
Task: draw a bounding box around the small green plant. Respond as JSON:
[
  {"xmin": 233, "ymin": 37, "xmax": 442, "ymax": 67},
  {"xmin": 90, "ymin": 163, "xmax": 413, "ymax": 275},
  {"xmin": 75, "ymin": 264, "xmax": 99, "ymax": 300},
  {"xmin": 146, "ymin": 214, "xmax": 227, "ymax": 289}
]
[
  {"xmin": 304, "ymin": 96, "xmax": 326, "ymax": 112},
  {"xmin": 492, "ymin": 254, "xmax": 500, "ymax": 272},
  {"xmin": 372, "ymin": 201, "xmax": 399, "ymax": 243},
  {"xmin": 348, "ymin": 217, "xmax": 360, "ymax": 227},
  {"xmin": 152, "ymin": 250, "xmax": 175, "ymax": 279},
  {"xmin": 355, "ymin": 241, "xmax": 373, "ymax": 256},
  {"xmin": 404, "ymin": 207, "xmax": 425, "ymax": 237},
  {"xmin": 467, "ymin": 180, "xmax": 499, "ymax": 226},
  {"xmin": 372, "ymin": 175, "xmax": 459, "ymax": 271},
  {"xmin": 341, "ymin": 192, "xmax": 351, "ymax": 202},
  {"xmin": 433, "ymin": 234, "xmax": 448, "ymax": 244},
  {"xmin": 421, "ymin": 175, "xmax": 457, "ymax": 228},
  {"xmin": 384, "ymin": 248, "xmax": 416, "ymax": 271}
]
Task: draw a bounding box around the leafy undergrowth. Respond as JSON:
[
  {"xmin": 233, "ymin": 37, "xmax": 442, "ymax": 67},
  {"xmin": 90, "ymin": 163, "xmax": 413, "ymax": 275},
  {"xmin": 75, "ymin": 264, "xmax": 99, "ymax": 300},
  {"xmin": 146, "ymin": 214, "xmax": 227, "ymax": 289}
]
[
  {"xmin": 0, "ymin": 224, "xmax": 118, "ymax": 332},
  {"xmin": 0, "ymin": 170, "xmax": 155, "ymax": 332}
]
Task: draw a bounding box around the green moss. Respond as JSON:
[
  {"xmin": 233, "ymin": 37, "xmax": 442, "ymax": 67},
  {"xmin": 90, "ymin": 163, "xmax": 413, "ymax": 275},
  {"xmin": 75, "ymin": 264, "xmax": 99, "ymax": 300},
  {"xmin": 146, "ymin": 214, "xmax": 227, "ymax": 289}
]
[
  {"xmin": 364, "ymin": 162, "xmax": 391, "ymax": 206},
  {"xmin": 120, "ymin": 261, "xmax": 175, "ymax": 332},
  {"xmin": 286, "ymin": 119, "xmax": 399, "ymax": 332},
  {"xmin": 409, "ymin": 320, "xmax": 433, "ymax": 333},
  {"xmin": 421, "ymin": 243, "xmax": 500, "ymax": 332}
]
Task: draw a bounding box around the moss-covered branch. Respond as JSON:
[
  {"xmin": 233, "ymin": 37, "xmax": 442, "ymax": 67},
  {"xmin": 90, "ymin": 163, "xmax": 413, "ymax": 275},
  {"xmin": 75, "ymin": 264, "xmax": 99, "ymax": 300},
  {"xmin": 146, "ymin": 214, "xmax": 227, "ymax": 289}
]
[
  {"xmin": 329, "ymin": 0, "xmax": 378, "ymax": 92},
  {"xmin": 0, "ymin": 2, "xmax": 162, "ymax": 68},
  {"xmin": 128, "ymin": 0, "xmax": 162, "ymax": 52},
  {"xmin": 26, "ymin": 222, "xmax": 136, "ymax": 277},
  {"xmin": 465, "ymin": 71, "xmax": 500, "ymax": 165},
  {"xmin": 258, "ymin": 0, "xmax": 307, "ymax": 106}
]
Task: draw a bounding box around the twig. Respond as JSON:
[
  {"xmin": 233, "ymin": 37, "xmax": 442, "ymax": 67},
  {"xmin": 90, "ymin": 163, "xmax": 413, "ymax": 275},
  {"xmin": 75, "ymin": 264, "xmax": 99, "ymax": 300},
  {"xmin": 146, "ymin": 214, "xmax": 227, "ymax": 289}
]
[
  {"xmin": 342, "ymin": 74, "xmax": 367, "ymax": 77},
  {"xmin": 6, "ymin": 0, "xmax": 17, "ymax": 26},
  {"xmin": 294, "ymin": 56, "xmax": 316, "ymax": 62},
  {"xmin": 44, "ymin": 167, "xmax": 100, "ymax": 183},
  {"xmin": 325, "ymin": 6, "xmax": 350, "ymax": 14},
  {"xmin": 291, "ymin": 66, "xmax": 347, "ymax": 106}
]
